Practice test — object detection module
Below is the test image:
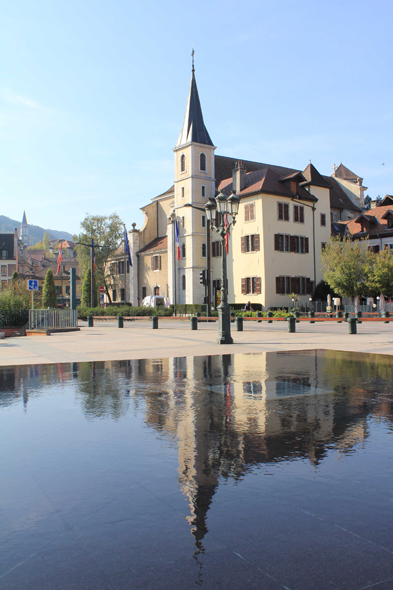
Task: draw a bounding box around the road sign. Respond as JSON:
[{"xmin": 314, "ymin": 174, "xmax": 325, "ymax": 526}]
[
  {"xmin": 28, "ymin": 280, "xmax": 39, "ymax": 291},
  {"xmin": 99, "ymin": 294, "xmax": 104, "ymax": 302},
  {"xmin": 99, "ymin": 286, "xmax": 105, "ymax": 293}
]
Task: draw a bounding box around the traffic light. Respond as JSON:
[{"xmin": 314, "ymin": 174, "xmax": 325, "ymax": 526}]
[{"xmin": 199, "ymin": 270, "xmax": 206, "ymax": 286}]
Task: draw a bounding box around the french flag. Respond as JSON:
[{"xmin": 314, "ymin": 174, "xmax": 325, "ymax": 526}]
[{"xmin": 175, "ymin": 219, "xmax": 180, "ymax": 261}]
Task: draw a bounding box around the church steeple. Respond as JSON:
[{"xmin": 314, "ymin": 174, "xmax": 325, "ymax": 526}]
[{"xmin": 175, "ymin": 62, "xmax": 213, "ymax": 148}]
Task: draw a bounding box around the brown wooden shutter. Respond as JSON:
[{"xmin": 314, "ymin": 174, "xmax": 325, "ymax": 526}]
[
  {"xmin": 241, "ymin": 278, "xmax": 247, "ymax": 295},
  {"xmin": 151, "ymin": 256, "xmax": 154, "ymax": 270},
  {"xmin": 212, "ymin": 242, "xmax": 216, "ymax": 257},
  {"xmin": 274, "ymin": 234, "xmax": 280, "ymax": 251},
  {"xmin": 290, "ymin": 236, "xmax": 296, "ymax": 252},
  {"xmin": 254, "ymin": 234, "xmax": 260, "ymax": 251},
  {"xmin": 245, "ymin": 204, "xmax": 249, "ymax": 222},
  {"xmin": 305, "ymin": 237, "xmax": 309, "ymax": 253},
  {"xmin": 278, "ymin": 202, "xmax": 283, "ymax": 220},
  {"xmin": 291, "ymin": 277, "xmax": 296, "ymax": 293},
  {"xmin": 250, "ymin": 203, "xmax": 255, "ymax": 220},
  {"xmin": 306, "ymin": 278, "xmax": 311, "ymax": 294},
  {"xmin": 300, "ymin": 207, "xmax": 304, "ymax": 223},
  {"xmin": 255, "ymin": 277, "xmax": 261, "ymax": 294},
  {"xmin": 276, "ymin": 277, "xmax": 281, "ymax": 294},
  {"xmin": 158, "ymin": 255, "xmax": 161, "ymax": 270},
  {"xmin": 241, "ymin": 236, "xmax": 246, "ymax": 253},
  {"xmin": 284, "ymin": 204, "xmax": 289, "ymax": 221},
  {"xmin": 294, "ymin": 205, "xmax": 299, "ymax": 222}
]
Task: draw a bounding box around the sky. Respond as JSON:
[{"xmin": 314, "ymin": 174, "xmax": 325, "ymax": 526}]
[{"xmin": 1, "ymin": 0, "xmax": 392, "ymax": 235}]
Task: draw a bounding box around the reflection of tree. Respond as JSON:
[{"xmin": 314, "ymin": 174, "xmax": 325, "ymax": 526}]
[{"xmin": 76, "ymin": 361, "xmax": 131, "ymax": 421}]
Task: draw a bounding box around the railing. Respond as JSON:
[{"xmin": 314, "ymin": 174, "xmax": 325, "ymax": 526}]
[
  {"xmin": 29, "ymin": 309, "xmax": 78, "ymax": 330},
  {"xmin": 0, "ymin": 310, "xmax": 29, "ymax": 327}
]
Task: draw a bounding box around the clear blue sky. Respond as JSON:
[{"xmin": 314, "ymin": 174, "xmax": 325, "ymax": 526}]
[{"xmin": 1, "ymin": 0, "xmax": 392, "ymax": 235}]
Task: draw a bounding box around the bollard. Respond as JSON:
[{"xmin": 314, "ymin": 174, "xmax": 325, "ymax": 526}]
[
  {"xmin": 117, "ymin": 316, "xmax": 124, "ymax": 328},
  {"xmin": 336, "ymin": 311, "xmax": 343, "ymax": 323},
  {"xmin": 190, "ymin": 316, "xmax": 198, "ymax": 330},
  {"xmin": 196, "ymin": 312, "xmax": 201, "ymax": 318},
  {"xmin": 87, "ymin": 316, "xmax": 94, "ymax": 327},
  {"xmin": 230, "ymin": 312, "xmax": 235, "ymax": 323},
  {"xmin": 355, "ymin": 311, "xmax": 362, "ymax": 324},
  {"xmin": 236, "ymin": 316, "xmax": 243, "ymax": 331},
  {"xmin": 308, "ymin": 310, "xmax": 315, "ymax": 324},
  {"xmin": 152, "ymin": 316, "xmax": 158, "ymax": 329},
  {"xmin": 267, "ymin": 311, "xmax": 273, "ymax": 324},
  {"xmin": 257, "ymin": 311, "xmax": 262, "ymax": 323},
  {"xmin": 294, "ymin": 310, "xmax": 300, "ymax": 323},
  {"xmin": 348, "ymin": 317, "xmax": 357, "ymax": 334},
  {"xmin": 344, "ymin": 312, "xmax": 349, "ymax": 322},
  {"xmin": 384, "ymin": 310, "xmax": 390, "ymax": 324},
  {"xmin": 287, "ymin": 316, "xmax": 296, "ymax": 333}
]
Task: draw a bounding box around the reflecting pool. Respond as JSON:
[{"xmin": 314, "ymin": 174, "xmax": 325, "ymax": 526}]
[{"xmin": 1, "ymin": 350, "xmax": 393, "ymax": 590}]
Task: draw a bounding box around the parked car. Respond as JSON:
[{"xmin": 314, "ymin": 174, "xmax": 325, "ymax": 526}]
[{"xmin": 142, "ymin": 296, "xmax": 170, "ymax": 308}]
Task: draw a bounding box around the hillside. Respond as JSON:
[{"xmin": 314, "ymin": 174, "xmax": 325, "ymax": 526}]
[{"xmin": 0, "ymin": 215, "xmax": 73, "ymax": 245}]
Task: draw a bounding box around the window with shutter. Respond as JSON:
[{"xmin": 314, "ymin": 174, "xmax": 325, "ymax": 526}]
[
  {"xmin": 300, "ymin": 237, "xmax": 305, "ymax": 253},
  {"xmin": 241, "ymin": 237, "xmax": 246, "ymax": 253},
  {"xmin": 285, "ymin": 235, "xmax": 290, "ymax": 252},
  {"xmin": 278, "ymin": 203, "xmax": 283, "ymax": 220},
  {"xmin": 305, "ymin": 237, "xmax": 309, "ymax": 253},
  {"xmin": 255, "ymin": 277, "xmax": 261, "ymax": 294},
  {"xmin": 284, "ymin": 203, "xmax": 289, "ymax": 221},
  {"xmin": 294, "ymin": 205, "xmax": 299, "ymax": 223},
  {"xmin": 246, "ymin": 278, "xmax": 251, "ymax": 294},
  {"xmin": 299, "ymin": 207, "xmax": 304, "ymax": 223},
  {"xmin": 244, "ymin": 204, "xmax": 250, "ymax": 222},
  {"xmin": 249, "ymin": 203, "xmax": 255, "ymax": 221},
  {"xmin": 321, "ymin": 213, "xmax": 326, "ymax": 226},
  {"xmin": 276, "ymin": 277, "xmax": 281, "ymax": 294},
  {"xmin": 285, "ymin": 276, "xmax": 291, "ymax": 293},
  {"xmin": 158, "ymin": 255, "xmax": 161, "ymax": 270},
  {"xmin": 306, "ymin": 278, "xmax": 311, "ymax": 294},
  {"xmin": 290, "ymin": 236, "xmax": 296, "ymax": 252},
  {"xmin": 294, "ymin": 236, "xmax": 300, "ymax": 253},
  {"xmin": 254, "ymin": 234, "xmax": 260, "ymax": 251},
  {"xmin": 241, "ymin": 278, "xmax": 247, "ymax": 295},
  {"xmin": 274, "ymin": 234, "xmax": 280, "ymax": 251},
  {"xmin": 291, "ymin": 277, "xmax": 296, "ymax": 293}
]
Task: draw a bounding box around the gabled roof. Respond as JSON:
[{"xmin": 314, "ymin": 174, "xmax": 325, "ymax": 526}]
[
  {"xmin": 301, "ymin": 163, "xmax": 331, "ymax": 188},
  {"xmin": 214, "ymin": 155, "xmax": 297, "ymax": 189},
  {"xmin": 322, "ymin": 176, "xmax": 362, "ymax": 213},
  {"xmin": 334, "ymin": 164, "xmax": 362, "ymax": 183},
  {"xmin": 380, "ymin": 195, "xmax": 393, "ymax": 207},
  {"xmin": 344, "ymin": 204, "xmax": 393, "ymax": 238},
  {"xmin": 137, "ymin": 236, "xmax": 167, "ymax": 255},
  {"xmin": 175, "ymin": 71, "xmax": 213, "ymax": 148}
]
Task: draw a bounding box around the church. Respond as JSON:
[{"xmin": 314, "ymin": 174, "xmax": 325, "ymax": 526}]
[{"xmin": 107, "ymin": 64, "xmax": 364, "ymax": 310}]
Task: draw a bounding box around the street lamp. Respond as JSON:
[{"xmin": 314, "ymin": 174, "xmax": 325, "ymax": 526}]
[{"xmin": 205, "ymin": 190, "xmax": 240, "ymax": 344}]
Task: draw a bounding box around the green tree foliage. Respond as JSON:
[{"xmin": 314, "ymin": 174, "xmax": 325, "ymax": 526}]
[
  {"xmin": 366, "ymin": 248, "xmax": 393, "ymax": 298},
  {"xmin": 11, "ymin": 271, "xmax": 19, "ymax": 282},
  {"xmin": 74, "ymin": 214, "xmax": 124, "ymax": 299},
  {"xmin": 321, "ymin": 236, "xmax": 370, "ymax": 299},
  {"xmin": 42, "ymin": 232, "xmax": 51, "ymax": 251},
  {"xmin": 81, "ymin": 269, "xmax": 98, "ymax": 307},
  {"xmin": 0, "ymin": 277, "xmax": 32, "ymax": 312},
  {"xmin": 313, "ymin": 280, "xmax": 336, "ymax": 301},
  {"xmin": 42, "ymin": 269, "xmax": 57, "ymax": 308}
]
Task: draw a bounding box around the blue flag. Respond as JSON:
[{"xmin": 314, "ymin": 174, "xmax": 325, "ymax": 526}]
[{"xmin": 124, "ymin": 226, "xmax": 132, "ymax": 266}]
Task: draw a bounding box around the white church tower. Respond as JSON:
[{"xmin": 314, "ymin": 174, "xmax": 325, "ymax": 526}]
[
  {"xmin": 169, "ymin": 56, "xmax": 216, "ymax": 305},
  {"xmin": 20, "ymin": 211, "xmax": 28, "ymax": 247}
]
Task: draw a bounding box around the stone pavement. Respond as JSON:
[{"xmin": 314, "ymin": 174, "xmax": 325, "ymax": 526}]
[{"xmin": 1, "ymin": 318, "xmax": 393, "ymax": 366}]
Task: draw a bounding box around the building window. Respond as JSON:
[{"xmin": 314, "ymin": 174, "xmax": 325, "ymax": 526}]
[
  {"xmin": 66, "ymin": 286, "xmax": 70, "ymax": 295},
  {"xmin": 1, "ymin": 280, "xmax": 7, "ymax": 288},
  {"xmin": 112, "ymin": 289, "xmax": 117, "ymax": 301},
  {"xmin": 321, "ymin": 213, "xmax": 326, "ymax": 226},
  {"xmin": 241, "ymin": 234, "xmax": 260, "ymax": 253},
  {"xmin": 276, "ymin": 235, "xmax": 308, "ymax": 253},
  {"xmin": 321, "ymin": 242, "xmax": 327, "ymax": 251},
  {"xmin": 181, "ymin": 216, "xmax": 185, "ymax": 229},
  {"xmin": 294, "ymin": 205, "xmax": 305, "ymax": 223},
  {"xmin": 211, "ymin": 241, "xmax": 222, "ymax": 257},
  {"xmin": 244, "ymin": 203, "xmax": 255, "ymax": 222},
  {"xmin": 154, "ymin": 286, "xmax": 160, "ymax": 296},
  {"xmin": 181, "ymin": 243, "xmax": 186, "ymax": 258},
  {"xmin": 120, "ymin": 288, "xmax": 125, "ymax": 301},
  {"xmin": 142, "ymin": 286, "xmax": 146, "ymax": 299},
  {"xmin": 213, "ymin": 279, "xmax": 221, "ymax": 291},
  {"xmin": 182, "ymin": 275, "xmax": 186, "ymax": 290},
  {"xmin": 1, "ymin": 266, "xmax": 6, "ymax": 276},
  {"xmin": 274, "ymin": 234, "xmax": 290, "ymax": 252},
  {"xmin": 181, "ymin": 187, "xmax": 185, "ymax": 198},
  {"xmin": 151, "ymin": 255, "xmax": 161, "ymax": 271},
  {"xmin": 201, "ymin": 185, "xmax": 206, "ymax": 198},
  {"xmin": 201, "ymin": 243, "xmax": 206, "ymax": 257},
  {"xmin": 278, "ymin": 202, "xmax": 289, "ymax": 221},
  {"xmin": 201, "ymin": 215, "xmax": 206, "ymax": 228},
  {"xmin": 241, "ymin": 277, "xmax": 261, "ymax": 295},
  {"xmin": 180, "ymin": 154, "xmax": 186, "ymax": 172},
  {"xmin": 276, "ymin": 276, "xmax": 311, "ymax": 295},
  {"xmin": 388, "ymin": 218, "xmax": 393, "ymax": 229},
  {"xmin": 200, "ymin": 153, "xmax": 206, "ymax": 171}
]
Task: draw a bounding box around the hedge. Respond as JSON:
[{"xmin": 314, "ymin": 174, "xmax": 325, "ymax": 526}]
[{"xmin": 77, "ymin": 305, "xmax": 173, "ymax": 320}]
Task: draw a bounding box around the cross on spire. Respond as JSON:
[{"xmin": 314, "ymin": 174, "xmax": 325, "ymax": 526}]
[{"xmin": 192, "ymin": 48, "xmax": 195, "ymax": 73}]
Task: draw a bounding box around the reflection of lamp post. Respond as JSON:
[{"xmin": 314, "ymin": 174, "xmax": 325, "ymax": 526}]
[
  {"xmin": 309, "ymin": 297, "xmax": 313, "ymax": 313},
  {"xmin": 205, "ymin": 191, "xmax": 240, "ymax": 344},
  {"xmin": 376, "ymin": 296, "xmax": 380, "ymax": 313}
]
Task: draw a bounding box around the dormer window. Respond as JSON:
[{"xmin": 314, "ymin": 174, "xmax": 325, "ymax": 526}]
[
  {"xmin": 388, "ymin": 218, "xmax": 393, "ymax": 229},
  {"xmin": 180, "ymin": 154, "xmax": 186, "ymax": 172},
  {"xmin": 200, "ymin": 153, "xmax": 206, "ymax": 172}
]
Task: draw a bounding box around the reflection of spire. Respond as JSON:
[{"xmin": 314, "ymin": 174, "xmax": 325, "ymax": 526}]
[{"xmin": 22, "ymin": 383, "xmax": 28, "ymax": 412}]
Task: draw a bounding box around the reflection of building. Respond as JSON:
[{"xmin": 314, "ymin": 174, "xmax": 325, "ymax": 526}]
[{"xmin": 0, "ymin": 230, "xmax": 19, "ymax": 288}]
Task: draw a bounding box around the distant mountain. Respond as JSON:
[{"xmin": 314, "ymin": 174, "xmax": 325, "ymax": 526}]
[{"xmin": 0, "ymin": 215, "xmax": 73, "ymax": 245}]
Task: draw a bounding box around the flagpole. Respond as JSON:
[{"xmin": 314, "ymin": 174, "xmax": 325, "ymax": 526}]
[
  {"xmin": 173, "ymin": 218, "xmax": 177, "ymax": 316},
  {"xmin": 124, "ymin": 225, "xmax": 126, "ymax": 304},
  {"xmin": 91, "ymin": 238, "xmax": 94, "ymax": 307}
]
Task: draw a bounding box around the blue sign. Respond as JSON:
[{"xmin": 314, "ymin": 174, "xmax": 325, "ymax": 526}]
[{"xmin": 28, "ymin": 280, "xmax": 39, "ymax": 291}]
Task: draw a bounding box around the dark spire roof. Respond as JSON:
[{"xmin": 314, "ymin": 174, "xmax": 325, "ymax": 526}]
[
  {"xmin": 176, "ymin": 70, "xmax": 213, "ymax": 148},
  {"xmin": 301, "ymin": 163, "xmax": 331, "ymax": 188},
  {"xmin": 22, "ymin": 211, "xmax": 27, "ymax": 225}
]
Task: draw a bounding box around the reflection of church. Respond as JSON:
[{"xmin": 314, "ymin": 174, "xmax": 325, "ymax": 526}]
[{"xmin": 2, "ymin": 351, "xmax": 392, "ymax": 547}]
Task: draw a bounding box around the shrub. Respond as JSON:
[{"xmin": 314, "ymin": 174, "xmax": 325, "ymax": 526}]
[{"xmin": 77, "ymin": 305, "xmax": 173, "ymax": 320}]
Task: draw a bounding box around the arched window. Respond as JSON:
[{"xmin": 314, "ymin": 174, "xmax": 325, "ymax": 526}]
[
  {"xmin": 202, "ymin": 243, "xmax": 206, "ymax": 257},
  {"xmin": 181, "ymin": 243, "xmax": 186, "ymax": 258},
  {"xmin": 200, "ymin": 153, "xmax": 206, "ymax": 171},
  {"xmin": 182, "ymin": 275, "xmax": 186, "ymax": 290},
  {"xmin": 180, "ymin": 154, "xmax": 186, "ymax": 172},
  {"xmin": 154, "ymin": 286, "xmax": 160, "ymax": 296}
]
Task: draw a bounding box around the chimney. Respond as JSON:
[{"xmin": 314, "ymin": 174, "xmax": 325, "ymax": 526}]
[{"xmin": 232, "ymin": 161, "xmax": 246, "ymax": 192}]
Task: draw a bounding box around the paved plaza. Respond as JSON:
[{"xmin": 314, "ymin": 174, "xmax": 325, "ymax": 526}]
[{"xmin": 1, "ymin": 318, "xmax": 393, "ymax": 366}]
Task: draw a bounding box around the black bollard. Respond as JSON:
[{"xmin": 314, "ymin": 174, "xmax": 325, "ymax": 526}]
[
  {"xmin": 344, "ymin": 312, "xmax": 349, "ymax": 322},
  {"xmin": 190, "ymin": 316, "xmax": 198, "ymax": 330},
  {"xmin": 267, "ymin": 311, "xmax": 273, "ymax": 324},
  {"xmin": 152, "ymin": 316, "xmax": 158, "ymax": 329},
  {"xmin": 348, "ymin": 317, "xmax": 357, "ymax": 334},
  {"xmin": 117, "ymin": 316, "xmax": 124, "ymax": 328},
  {"xmin": 87, "ymin": 316, "xmax": 94, "ymax": 327},
  {"xmin": 236, "ymin": 316, "xmax": 243, "ymax": 331},
  {"xmin": 287, "ymin": 316, "xmax": 296, "ymax": 333},
  {"xmin": 308, "ymin": 310, "xmax": 315, "ymax": 324},
  {"xmin": 257, "ymin": 311, "xmax": 262, "ymax": 323}
]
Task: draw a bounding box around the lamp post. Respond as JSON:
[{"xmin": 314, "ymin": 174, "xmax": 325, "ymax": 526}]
[{"xmin": 205, "ymin": 191, "xmax": 240, "ymax": 344}]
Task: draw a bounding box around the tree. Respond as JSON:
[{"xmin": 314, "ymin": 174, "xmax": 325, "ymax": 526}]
[
  {"xmin": 81, "ymin": 269, "xmax": 98, "ymax": 307},
  {"xmin": 42, "ymin": 232, "xmax": 51, "ymax": 251},
  {"xmin": 11, "ymin": 271, "xmax": 19, "ymax": 282},
  {"xmin": 321, "ymin": 236, "xmax": 370, "ymax": 300},
  {"xmin": 366, "ymin": 248, "xmax": 393, "ymax": 298},
  {"xmin": 42, "ymin": 269, "xmax": 57, "ymax": 308},
  {"xmin": 74, "ymin": 214, "xmax": 124, "ymax": 302},
  {"xmin": 313, "ymin": 280, "xmax": 336, "ymax": 301}
]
